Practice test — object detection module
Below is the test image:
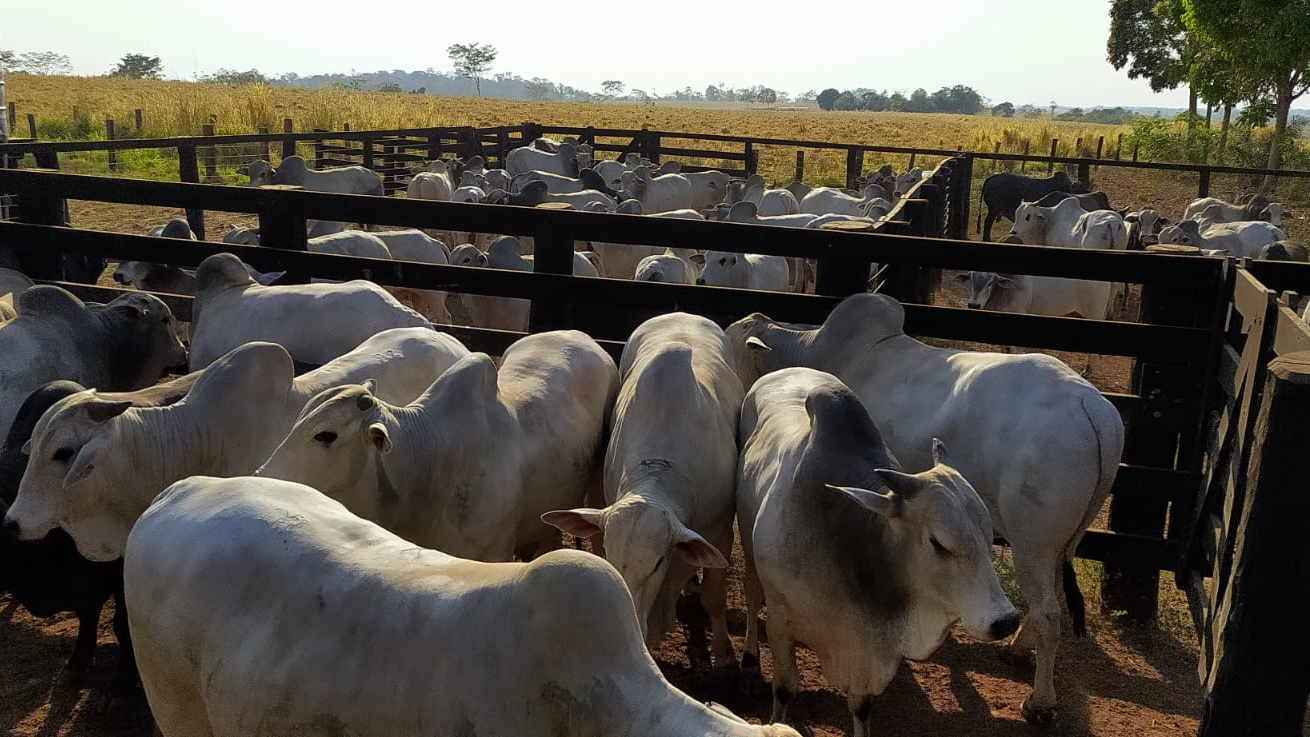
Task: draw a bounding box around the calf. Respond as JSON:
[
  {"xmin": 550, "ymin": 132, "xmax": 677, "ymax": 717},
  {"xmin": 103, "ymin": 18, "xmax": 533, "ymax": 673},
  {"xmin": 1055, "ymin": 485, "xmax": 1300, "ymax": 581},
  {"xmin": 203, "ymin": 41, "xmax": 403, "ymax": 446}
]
[
  {"xmin": 959, "ymin": 270, "xmax": 1112, "ymax": 320},
  {"xmin": 544, "ymin": 314, "xmax": 743, "ymax": 669},
  {"xmin": 257, "ymin": 331, "xmax": 619, "ymax": 562},
  {"xmin": 1158, "ymin": 219, "xmax": 1285, "ymax": 258},
  {"xmin": 737, "ymin": 368, "xmax": 1016, "ymax": 737},
  {"xmin": 694, "ymin": 251, "xmax": 790, "ymax": 292}
]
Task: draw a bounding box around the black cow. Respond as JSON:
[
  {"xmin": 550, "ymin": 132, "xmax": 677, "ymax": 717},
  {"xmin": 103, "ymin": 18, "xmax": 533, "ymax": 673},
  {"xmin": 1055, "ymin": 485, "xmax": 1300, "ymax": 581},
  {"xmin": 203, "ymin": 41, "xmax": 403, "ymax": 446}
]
[
  {"xmin": 1030, "ymin": 190, "xmax": 1113, "ymax": 212},
  {"xmin": 0, "ymin": 375, "xmax": 196, "ymax": 695},
  {"xmin": 980, "ymin": 171, "xmax": 1088, "ymax": 241}
]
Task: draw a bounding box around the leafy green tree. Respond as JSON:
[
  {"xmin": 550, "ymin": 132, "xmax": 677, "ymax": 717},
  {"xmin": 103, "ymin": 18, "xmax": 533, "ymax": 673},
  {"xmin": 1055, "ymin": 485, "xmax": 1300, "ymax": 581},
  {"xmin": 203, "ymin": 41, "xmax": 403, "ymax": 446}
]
[
  {"xmin": 832, "ymin": 92, "xmax": 857, "ymax": 111},
  {"xmin": 903, "ymin": 88, "xmax": 934, "ymax": 113},
  {"xmin": 930, "ymin": 85, "xmax": 984, "ymax": 114},
  {"xmin": 759, "ymin": 87, "xmax": 777, "ymax": 106},
  {"xmin": 16, "ymin": 51, "xmax": 73, "ymax": 75},
  {"xmin": 992, "ymin": 101, "xmax": 1015, "ymax": 117},
  {"xmin": 110, "ymin": 53, "xmax": 163, "ymax": 79},
  {"xmin": 816, "ymin": 88, "xmax": 841, "ymax": 111},
  {"xmin": 1108, "ymin": 0, "xmax": 1195, "ymax": 115},
  {"xmin": 859, "ymin": 91, "xmax": 888, "ymax": 111},
  {"xmin": 523, "ymin": 78, "xmax": 554, "ymax": 100},
  {"xmin": 601, "ymin": 80, "xmax": 624, "ymax": 97},
  {"xmin": 201, "ymin": 68, "xmax": 266, "ymax": 85},
  {"xmin": 1184, "ymin": 0, "xmax": 1310, "ymax": 180},
  {"xmin": 446, "ymin": 42, "xmax": 497, "ymax": 96}
]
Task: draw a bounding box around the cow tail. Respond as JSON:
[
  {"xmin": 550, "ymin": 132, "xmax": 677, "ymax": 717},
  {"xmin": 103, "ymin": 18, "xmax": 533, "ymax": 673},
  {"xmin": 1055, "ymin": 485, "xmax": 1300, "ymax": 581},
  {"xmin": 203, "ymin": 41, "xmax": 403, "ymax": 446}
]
[{"xmin": 1062, "ymin": 394, "xmax": 1122, "ymax": 638}]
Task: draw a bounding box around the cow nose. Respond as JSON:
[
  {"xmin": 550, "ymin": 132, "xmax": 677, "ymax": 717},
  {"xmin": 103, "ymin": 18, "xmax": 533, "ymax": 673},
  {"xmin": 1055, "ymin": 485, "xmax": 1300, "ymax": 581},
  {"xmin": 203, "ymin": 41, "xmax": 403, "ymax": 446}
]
[
  {"xmin": 989, "ymin": 611, "xmax": 1021, "ymax": 641},
  {"xmin": 1, "ymin": 516, "xmax": 20, "ymax": 541},
  {"xmin": 695, "ymin": 277, "xmax": 706, "ymax": 285},
  {"xmin": 967, "ymin": 302, "xmax": 981, "ymax": 310}
]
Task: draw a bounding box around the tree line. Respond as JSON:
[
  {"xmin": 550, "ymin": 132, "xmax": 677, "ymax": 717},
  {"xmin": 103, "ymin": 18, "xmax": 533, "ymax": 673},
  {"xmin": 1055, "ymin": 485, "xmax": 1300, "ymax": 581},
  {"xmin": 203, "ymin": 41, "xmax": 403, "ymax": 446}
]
[
  {"xmin": 815, "ymin": 85, "xmax": 986, "ymax": 114},
  {"xmin": 1108, "ymin": 0, "xmax": 1310, "ymax": 177}
]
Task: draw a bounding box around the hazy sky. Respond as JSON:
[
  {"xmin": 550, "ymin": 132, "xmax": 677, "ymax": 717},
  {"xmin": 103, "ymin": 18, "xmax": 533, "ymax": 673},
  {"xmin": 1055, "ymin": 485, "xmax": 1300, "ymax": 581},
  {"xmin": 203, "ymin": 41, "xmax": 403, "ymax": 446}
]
[{"xmin": 4, "ymin": 0, "xmax": 1190, "ymax": 108}]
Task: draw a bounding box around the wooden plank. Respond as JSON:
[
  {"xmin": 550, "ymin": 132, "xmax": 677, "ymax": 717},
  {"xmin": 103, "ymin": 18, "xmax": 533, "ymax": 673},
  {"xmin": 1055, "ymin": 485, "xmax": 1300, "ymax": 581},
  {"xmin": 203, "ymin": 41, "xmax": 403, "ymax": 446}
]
[
  {"xmin": 1075, "ymin": 531, "xmax": 1179, "ymax": 571},
  {"xmin": 1272, "ymin": 304, "xmax": 1310, "ymax": 357},
  {"xmin": 1233, "ymin": 268, "xmax": 1275, "ymax": 327}
]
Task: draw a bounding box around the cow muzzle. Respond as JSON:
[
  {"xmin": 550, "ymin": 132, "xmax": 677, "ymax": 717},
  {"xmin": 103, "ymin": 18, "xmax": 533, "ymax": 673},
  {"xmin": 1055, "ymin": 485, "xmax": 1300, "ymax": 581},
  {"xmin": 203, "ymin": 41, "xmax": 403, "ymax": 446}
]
[
  {"xmin": 967, "ymin": 302, "xmax": 981, "ymax": 310},
  {"xmin": 1, "ymin": 515, "xmax": 21, "ymax": 542},
  {"xmin": 112, "ymin": 272, "xmax": 130, "ymax": 285},
  {"xmin": 695, "ymin": 277, "xmax": 706, "ymax": 285}
]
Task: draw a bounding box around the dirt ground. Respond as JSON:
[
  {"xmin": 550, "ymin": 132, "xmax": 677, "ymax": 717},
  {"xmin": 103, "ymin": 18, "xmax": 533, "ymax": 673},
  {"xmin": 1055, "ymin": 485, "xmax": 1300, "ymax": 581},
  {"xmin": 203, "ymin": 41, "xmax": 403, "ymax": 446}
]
[{"xmin": 0, "ymin": 199, "xmax": 1203, "ymax": 736}]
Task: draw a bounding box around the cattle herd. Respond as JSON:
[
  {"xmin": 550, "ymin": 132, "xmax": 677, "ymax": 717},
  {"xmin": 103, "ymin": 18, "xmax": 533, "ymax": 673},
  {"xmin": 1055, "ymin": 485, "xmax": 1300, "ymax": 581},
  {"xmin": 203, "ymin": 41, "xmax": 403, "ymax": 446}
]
[{"xmin": 0, "ymin": 136, "xmax": 1296, "ymax": 736}]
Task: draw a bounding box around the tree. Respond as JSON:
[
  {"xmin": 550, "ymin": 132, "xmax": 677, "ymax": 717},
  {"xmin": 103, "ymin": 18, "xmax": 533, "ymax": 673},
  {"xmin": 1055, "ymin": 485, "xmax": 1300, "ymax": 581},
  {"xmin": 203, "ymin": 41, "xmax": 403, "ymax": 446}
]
[
  {"xmin": 930, "ymin": 85, "xmax": 984, "ymax": 114},
  {"xmin": 446, "ymin": 42, "xmax": 497, "ymax": 96},
  {"xmin": 832, "ymin": 92, "xmax": 857, "ymax": 111},
  {"xmin": 758, "ymin": 87, "xmax": 777, "ymax": 106},
  {"xmin": 200, "ymin": 68, "xmax": 266, "ymax": 85},
  {"xmin": 816, "ymin": 88, "xmax": 841, "ymax": 111},
  {"xmin": 1108, "ymin": 0, "xmax": 1198, "ymax": 116},
  {"xmin": 0, "ymin": 50, "xmax": 14, "ymax": 69},
  {"xmin": 903, "ymin": 87, "xmax": 934, "ymax": 113},
  {"xmin": 1184, "ymin": 0, "xmax": 1310, "ymax": 183},
  {"xmin": 601, "ymin": 80, "xmax": 624, "ymax": 98},
  {"xmin": 992, "ymin": 101, "xmax": 1016, "ymax": 117},
  {"xmin": 375, "ymin": 82, "xmax": 403, "ymax": 93},
  {"xmin": 523, "ymin": 77, "xmax": 554, "ymax": 100},
  {"xmin": 15, "ymin": 51, "xmax": 73, "ymax": 75},
  {"xmin": 109, "ymin": 53, "xmax": 163, "ymax": 79}
]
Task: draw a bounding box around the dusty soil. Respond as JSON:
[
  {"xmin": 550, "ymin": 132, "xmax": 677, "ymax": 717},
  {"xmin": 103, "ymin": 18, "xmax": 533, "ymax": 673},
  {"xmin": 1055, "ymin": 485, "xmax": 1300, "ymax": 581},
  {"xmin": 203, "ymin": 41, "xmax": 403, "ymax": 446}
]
[{"xmin": 0, "ymin": 200, "xmax": 1201, "ymax": 736}]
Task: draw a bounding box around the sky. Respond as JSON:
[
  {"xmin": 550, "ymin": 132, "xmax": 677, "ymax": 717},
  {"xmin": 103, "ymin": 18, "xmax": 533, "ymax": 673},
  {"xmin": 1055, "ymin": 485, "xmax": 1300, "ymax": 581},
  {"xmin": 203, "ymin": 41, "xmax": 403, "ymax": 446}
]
[{"xmin": 2, "ymin": 0, "xmax": 1192, "ymax": 109}]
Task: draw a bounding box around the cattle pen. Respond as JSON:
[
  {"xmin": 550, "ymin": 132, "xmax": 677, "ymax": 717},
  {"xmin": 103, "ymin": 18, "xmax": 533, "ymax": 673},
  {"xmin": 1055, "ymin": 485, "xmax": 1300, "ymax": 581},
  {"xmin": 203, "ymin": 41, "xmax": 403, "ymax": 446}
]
[{"xmin": 3, "ymin": 124, "xmax": 1310, "ymax": 735}]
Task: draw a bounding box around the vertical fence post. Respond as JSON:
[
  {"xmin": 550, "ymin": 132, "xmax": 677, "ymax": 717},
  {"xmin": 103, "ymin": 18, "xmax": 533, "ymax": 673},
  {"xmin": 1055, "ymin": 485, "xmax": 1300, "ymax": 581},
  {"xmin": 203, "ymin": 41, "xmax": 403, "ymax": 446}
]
[
  {"xmin": 361, "ymin": 134, "xmax": 375, "ymax": 172},
  {"xmin": 1075, "ymin": 137, "xmax": 1083, "ymax": 156},
  {"xmin": 313, "ymin": 129, "xmax": 327, "ymax": 169},
  {"xmin": 281, "ymin": 118, "xmax": 295, "ymax": 159},
  {"xmin": 134, "ymin": 108, "xmax": 143, "ymax": 133},
  {"xmin": 27, "ymin": 114, "xmax": 36, "ymax": 139},
  {"xmin": 1132, "ymin": 143, "xmax": 1140, "ymax": 162},
  {"xmin": 1077, "ymin": 161, "xmax": 1091, "ymax": 185},
  {"xmin": 14, "ymin": 171, "xmax": 72, "ymax": 279},
  {"xmin": 744, "ymin": 142, "xmax": 758, "ymax": 176},
  {"xmin": 342, "ymin": 123, "xmax": 351, "ymax": 132},
  {"xmin": 955, "ymin": 154, "xmax": 973, "ymax": 241},
  {"xmin": 1096, "ymin": 136, "xmax": 1105, "ymax": 160},
  {"xmin": 794, "ymin": 150, "xmax": 805, "ymax": 183},
  {"xmin": 528, "ymin": 206, "xmax": 574, "ymax": 333},
  {"xmin": 105, "ymin": 119, "xmax": 117, "ymax": 172},
  {"xmin": 1047, "ymin": 139, "xmax": 1058, "ymax": 172},
  {"xmin": 6, "ymin": 102, "xmax": 14, "ymax": 132},
  {"xmin": 176, "ymin": 142, "xmax": 206, "ymax": 240},
  {"xmin": 845, "ymin": 148, "xmax": 864, "ymax": 191},
  {"xmin": 33, "ymin": 148, "xmax": 59, "ymax": 170},
  {"xmin": 1116, "ymin": 133, "xmax": 1124, "ymax": 160},
  {"xmin": 1199, "ymin": 168, "xmax": 1212, "ymax": 198},
  {"xmin": 257, "ymin": 185, "xmax": 309, "ymax": 283},
  {"xmin": 427, "ymin": 132, "xmax": 442, "ymax": 162},
  {"xmin": 908, "ymin": 152, "xmax": 917, "ymax": 170},
  {"xmin": 1198, "ymin": 352, "xmax": 1310, "ymax": 737},
  {"xmin": 200, "ymin": 124, "xmax": 217, "ymax": 181},
  {"xmin": 383, "ymin": 143, "xmax": 399, "ymax": 195},
  {"xmin": 646, "ymin": 132, "xmax": 662, "ymax": 164},
  {"xmin": 258, "ymin": 126, "xmax": 270, "ymax": 162},
  {"xmin": 1021, "ymin": 141, "xmax": 1030, "ymax": 172},
  {"xmin": 815, "ymin": 221, "xmax": 875, "ymax": 297}
]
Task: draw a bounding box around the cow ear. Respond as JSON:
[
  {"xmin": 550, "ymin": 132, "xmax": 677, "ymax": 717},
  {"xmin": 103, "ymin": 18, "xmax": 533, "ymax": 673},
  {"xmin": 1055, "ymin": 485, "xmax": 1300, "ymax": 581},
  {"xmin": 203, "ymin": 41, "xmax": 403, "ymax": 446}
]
[
  {"xmin": 64, "ymin": 433, "xmax": 111, "ymax": 488},
  {"xmin": 110, "ymin": 301, "xmax": 147, "ymax": 321},
  {"xmin": 689, "ymin": 253, "xmax": 706, "ymax": 266},
  {"xmin": 673, "ymin": 526, "xmax": 728, "ymax": 569},
  {"xmin": 953, "ymin": 272, "xmax": 971, "ymax": 283},
  {"xmin": 931, "ymin": 438, "xmax": 951, "ymax": 466},
  {"xmin": 996, "ymin": 276, "xmax": 1017, "ymax": 289},
  {"xmin": 1124, "ymin": 213, "xmax": 1139, "ymax": 223},
  {"xmin": 366, "ymin": 422, "xmax": 392, "ymax": 454},
  {"xmin": 744, "ymin": 336, "xmax": 771, "ymax": 352},
  {"xmin": 84, "ymin": 400, "xmax": 132, "ymax": 423},
  {"xmin": 826, "ymin": 483, "xmax": 903, "ymax": 518},
  {"xmin": 871, "ymin": 468, "xmax": 927, "ymax": 501},
  {"xmin": 541, "ymin": 508, "xmax": 605, "ymax": 538},
  {"xmin": 1159, "ymin": 216, "xmax": 1171, "ymax": 225},
  {"xmin": 21, "ymin": 439, "xmax": 32, "ymax": 455}
]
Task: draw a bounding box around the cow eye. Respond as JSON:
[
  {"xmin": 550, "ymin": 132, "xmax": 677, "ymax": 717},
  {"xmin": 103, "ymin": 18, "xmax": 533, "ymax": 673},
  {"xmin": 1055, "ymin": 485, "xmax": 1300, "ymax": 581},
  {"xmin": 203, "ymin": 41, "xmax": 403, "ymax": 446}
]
[
  {"xmin": 51, "ymin": 447, "xmax": 74, "ymax": 463},
  {"xmin": 719, "ymin": 258, "xmax": 728, "ymax": 266},
  {"xmin": 1024, "ymin": 214, "xmax": 1031, "ymax": 221},
  {"xmin": 313, "ymin": 430, "xmax": 338, "ymax": 445},
  {"xmin": 930, "ymin": 537, "xmax": 951, "ymax": 556}
]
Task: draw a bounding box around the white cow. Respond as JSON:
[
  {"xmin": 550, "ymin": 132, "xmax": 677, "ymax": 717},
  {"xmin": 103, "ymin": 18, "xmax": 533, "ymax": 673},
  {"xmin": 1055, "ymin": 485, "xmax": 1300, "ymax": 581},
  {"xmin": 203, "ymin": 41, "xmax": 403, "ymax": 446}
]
[
  {"xmin": 726, "ymin": 293, "xmax": 1125, "ymax": 724},
  {"xmin": 0, "ymin": 267, "xmax": 33, "ymax": 322},
  {"xmin": 634, "ymin": 249, "xmax": 698, "ymax": 284},
  {"xmin": 682, "ymin": 170, "xmax": 732, "ymax": 211},
  {"xmin": 720, "ymin": 201, "xmax": 818, "ymax": 229},
  {"xmin": 124, "ymin": 475, "xmax": 803, "ymax": 737},
  {"xmin": 247, "ymin": 155, "xmax": 383, "ymax": 195},
  {"xmin": 1124, "ymin": 208, "xmax": 1168, "ymax": 249},
  {"xmin": 737, "ymin": 368, "xmax": 1017, "ymax": 737},
  {"xmin": 0, "ymin": 287, "xmax": 186, "ymax": 440},
  {"xmin": 799, "ymin": 186, "xmax": 891, "ymax": 218},
  {"xmin": 407, "ymin": 161, "xmax": 456, "ymax": 202},
  {"xmin": 308, "ymin": 230, "xmax": 392, "ymax": 259},
  {"xmin": 725, "ymin": 175, "xmax": 801, "ymax": 216},
  {"xmin": 543, "ymin": 314, "xmax": 743, "ymax": 668},
  {"xmin": 1158, "ymin": 219, "xmax": 1285, "ymax": 258},
  {"xmin": 510, "ymin": 169, "xmax": 616, "ymax": 196},
  {"xmin": 258, "ymin": 331, "xmax": 619, "ymax": 562},
  {"xmin": 505, "ymin": 141, "xmax": 583, "ymax": 177},
  {"xmin": 371, "ymin": 229, "xmax": 454, "ymax": 324},
  {"xmin": 1184, "ymin": 196, "xmax": 1282, "ymax": 227},
  {"xmin": 959, "ymin": 271, "xmax": 1112, "ymax": 320},
  {"xmin": 1009, "ymin": 198, "xmax": 1128, "ymax": 250},
  {"xmin": 450, "ymin": 237, "xmax": 596, "ymax": 331},
  {"xmin": 620, "ymin": 167, "xmax": 695, "ymax": 213},
  {"xmin": 188, "ymin": 253, "xmax": 430, "ymax": 370},
  {"xmin": 694, "ymin": 251, "xmax": 790, "ymax": 292},
  {"xmin": 3, "ymin": 332, "xmax": 469, "ymax": 561}
]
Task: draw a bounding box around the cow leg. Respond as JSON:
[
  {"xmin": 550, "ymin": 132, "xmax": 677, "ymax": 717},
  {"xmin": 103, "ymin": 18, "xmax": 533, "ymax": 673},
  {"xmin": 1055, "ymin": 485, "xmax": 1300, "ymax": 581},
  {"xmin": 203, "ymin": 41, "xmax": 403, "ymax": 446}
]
[
  {"xmin": 1010, "ymin": 548, "xmax": 1063, "ymax": 725},
  {"xmin": 983, "ymin": 210, "xmax": 997, "ymax": 241},
  {"xmin": 740, "ymin": 549, "xmax": 766, "ymax": 694},
  {"xmin": 700, "ymin": 566, "xmax": 735, "ymax": 672},
  {"xmin": 767, "ymin": 606, "xmax": 801, "ymax": 725},
  {"xmin": 848, "ymin": 693, "xmax": 874, "ymax": 737},
  {"xmin": 67, "ymin": 601, "xmax": 105, "ymax": 673},
  {"xmin": 110, "ymin": 587, "xmax": 141, "ymax": 698}
]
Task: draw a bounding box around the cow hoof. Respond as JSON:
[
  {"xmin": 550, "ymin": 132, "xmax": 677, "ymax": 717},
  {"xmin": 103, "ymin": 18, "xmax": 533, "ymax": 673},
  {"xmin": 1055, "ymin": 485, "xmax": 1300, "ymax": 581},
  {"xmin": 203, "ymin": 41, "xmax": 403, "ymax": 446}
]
[
  {"xmin": 57, "ymin": 667, "xmax": 90, "ymax": 688},
  {"xmin": 1021, "ymin": 696, "xmax": 1057, "ymax": 726},
  {"xmin": 712, "ymin": 656, "xmax": 741, "ymax": 681},
  {"xmin": 738, "ymin": 654, "xmax": 766, "ymax": 696}
]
